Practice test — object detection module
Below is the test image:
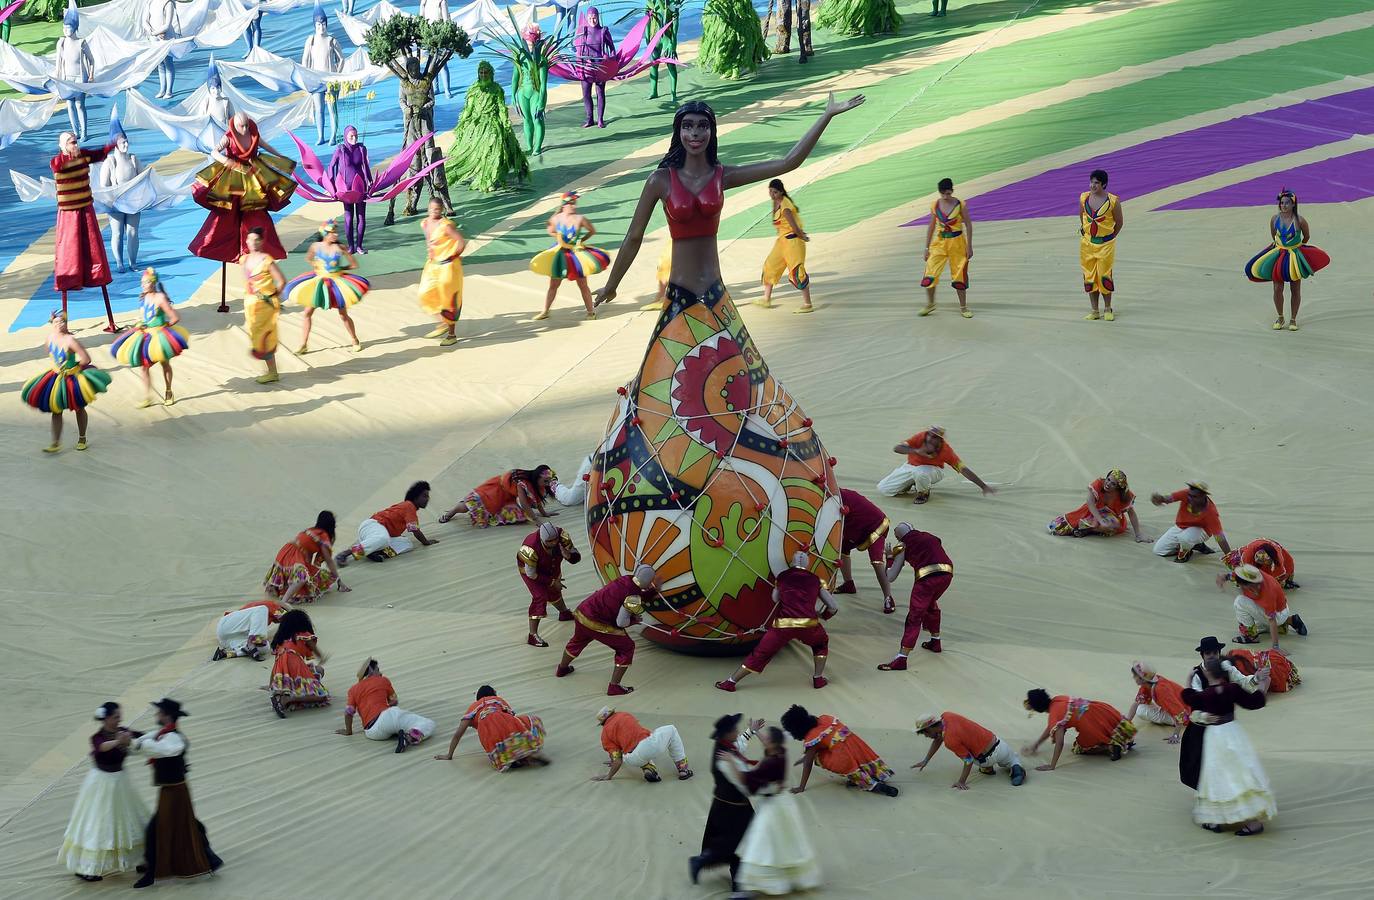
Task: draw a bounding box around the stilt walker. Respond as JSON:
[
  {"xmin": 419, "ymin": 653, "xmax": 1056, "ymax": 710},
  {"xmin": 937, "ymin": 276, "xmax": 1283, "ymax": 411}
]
[{"xmin": 50, "ymin": 132, "xmax": 118, "ymax": 332}]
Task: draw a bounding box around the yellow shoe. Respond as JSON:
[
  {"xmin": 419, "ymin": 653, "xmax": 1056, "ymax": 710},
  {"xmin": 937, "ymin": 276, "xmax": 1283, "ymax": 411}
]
[
  {"xmin": 297, "ymin": 344, "xmax": 310, "ymax": 355},
  {"xmin": 794, "ymin": 305, "xmax": 814, "ymax": 314},
  {"xmin": 1288, "ymin": 320, "xmax": 1299, "ymax": 331},
  {"xmin": 137, "ymin": 396, "xmax": 154, "ymax": 409},
  {"xmin": 960, "ymin": 309, "xmax": 973, "ymax": 319},
  {"xmin": 351, "ymin": 342, "xmax": 363, "ymax": 352},
  {"xmin": 163, "ymin": 393, "xmax": 176, "ymax": 407},
  {"xmin": 1103, "ymin": 310, "xmax": 1115, "ymax": 322},
  {"xmin": 42, "ymin": 442, "xmax": 61, "ymax": 454},
  {"xmin": 439, "ymin": 335, "xmax": 458, "ymax": 347},
  {"xmin": 918, "ymin": 304, "xmax": 936, "ymax": 317},
  {"xmin": 756, "ymin": 300, "xmax": 773, "ymax": 309},
  {"xmin": 75, "ymin": 437, "xmax": 88, "ymax": 451},
  {"xmin": 1084, "ymin": 311, "xmax": 1100, "ymax": 320},
  {"xmin": 255, "ymin": 373, "xmax": 280, "ymax": 384},
  {"xmin": 585, "ymin": 310, "xmax": 597, "ymax": 320},
  {"xmin": 425, "ymin": 325, "xmax": 449, "ymax": 338},
  {"xmin": 640, "ymin": 300, "xmax": 666, "ymax": 311},
  {"xmin": 532, "ymin": 311, "xmax": 550, "ymax": 321},
  {"xmin": 1272, "ymin": 317, "xmax": 1284, "ymax": 330}
]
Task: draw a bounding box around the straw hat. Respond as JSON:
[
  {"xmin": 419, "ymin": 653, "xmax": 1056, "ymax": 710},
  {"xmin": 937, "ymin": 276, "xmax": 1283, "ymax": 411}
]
[
  {"xmin": 1233, "ymin": 564, "xmax": 1263, "ymax": 584},
  {"xmin": 1185, "ymin": 480, "xmax": 1210, "ymax": 494},
  {"xmin": 595, "ymin": 706, "xmax": 613, "ymax": 724},
  {"xmin": 914, "ymin": 712, "xmax": 943, "ymax": 734}
]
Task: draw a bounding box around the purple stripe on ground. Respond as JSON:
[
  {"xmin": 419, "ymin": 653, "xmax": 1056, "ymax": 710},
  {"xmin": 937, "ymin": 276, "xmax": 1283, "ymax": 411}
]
[
  {"xmin": 902, "ymin": 86, "xmax": 1374, "ymax": 225},
  {"xmin": 1157, "ymin": 147, "xmax": 1374, "ymax": 210}
]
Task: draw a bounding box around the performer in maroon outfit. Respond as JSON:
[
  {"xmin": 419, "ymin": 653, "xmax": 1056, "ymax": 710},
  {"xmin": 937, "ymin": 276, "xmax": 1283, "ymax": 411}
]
[
  {"xmin": 716, "ymin": 552, "xmax": 837, "ymax": 691},
  {"xmin": 556, "ymin": 565, "xmax": 658, "ymax": 695},
  {"xmin": 518, "ymin": 521, "xmax": 581, "ymax": 646},
  {"xmin": 835, "ymin": 487, "xmax": 896, "ymax": 612},
  {"xmin": 189, "ymin": 114, "xmax": 296, "ymax": 263},
  {"xmin": 878, "ymin": 523, "xmax": 953, "ymax": 670}
]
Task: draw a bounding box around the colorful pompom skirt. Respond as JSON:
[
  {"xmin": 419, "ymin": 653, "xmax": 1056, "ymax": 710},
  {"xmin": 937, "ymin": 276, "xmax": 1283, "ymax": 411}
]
[
  {"xmin": 283, "ymin": 270, "xmax": 370, "ymax": 310},
  {"xmin": 530, "ymin": 242, "xmax": 611, "ymax": 281},
  {"xmin": 21, "ymin": 366, "xmax": 111, "ymax": 413},
  {"xmin": 110, "ymin": 324, "xmax": 190, "ymax": 366},
  {"xmin": 1244, "ymin": 243, "xmax": 1329, "ymax": 283}
]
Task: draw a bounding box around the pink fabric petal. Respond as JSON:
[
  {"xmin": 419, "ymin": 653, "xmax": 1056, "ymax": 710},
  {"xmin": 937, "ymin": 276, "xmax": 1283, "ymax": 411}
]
[{"xmin": 368, "ymin": 131, "xmax": 436, "ymax": 197}]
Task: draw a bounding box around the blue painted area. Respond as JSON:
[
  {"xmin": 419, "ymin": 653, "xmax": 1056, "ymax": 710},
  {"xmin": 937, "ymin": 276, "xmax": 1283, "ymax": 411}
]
[{"xmin": 1, "ymin": 0, "xmax": 724, "ymax": 331}]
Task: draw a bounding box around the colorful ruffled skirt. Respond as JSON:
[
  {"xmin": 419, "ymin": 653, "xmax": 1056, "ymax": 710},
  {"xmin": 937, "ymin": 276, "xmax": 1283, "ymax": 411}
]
[
  {"xmin": 1245, "ymin": 242, "xmax": 1329, "ymax": 283},
  {"xmin": 530, "ymin": 241, "xmax": 610, "ymax": 281},
  {"xmin": 1047, "ymin": 504, "xmax": 1126, "ymax": 537},
  {"xmin": 463, "ymin": 489, "xmax": 527, "ymax": 528},
  {"xmin": 263, "ymin": 544, "xmax": 336, "ymax": 602},
  {"xmin": 57, "ymin": 768, "xmax": 148, "ymax": 877},
  {"xmin": 269, "ymin": 651, "xmax": 329, "ymax": 705},
  {"xmin": 284, "ymin": 269, "xmax": 370, "ymax": 310},
  {"xmin": 479, "ymin": 713, "xmax": 546, "ymax": 771},
  {"xmin": 111, "ymin": 324, "xmax": 191, "ymax": 366},
  {"xmin": 21, "ymin": 365, "xmax": 111, "ymax": 413}
]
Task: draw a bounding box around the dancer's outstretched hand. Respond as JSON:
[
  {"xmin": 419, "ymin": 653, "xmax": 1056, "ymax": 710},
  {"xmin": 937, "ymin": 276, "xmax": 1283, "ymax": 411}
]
[
  {"xmin": 826, "ymin": 92, "xmax": 866, "ymax": 116},
  {"xmin": 593, "ymin": 287, "xmax": 616, "ymax": 307}
]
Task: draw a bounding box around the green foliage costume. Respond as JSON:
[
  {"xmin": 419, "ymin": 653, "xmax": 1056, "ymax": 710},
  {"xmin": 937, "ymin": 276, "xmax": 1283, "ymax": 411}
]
[
  {"xmin": 697, "ymin": 0, "xmax": 769, "ymax": 79},
  {"xmin": 646, "ymin": 0, "xmax": 682, "ymax": 100},
  {"xmin": 444, "ymin": 61, "xmax": 530, "ymax": 192},
  {"xmin": 814, "ymin": 0, "xmax": 902, "ymax": 36},
  {"xmin": 511, "ymin": 27, "xmax": 553, "ymax": 154}
]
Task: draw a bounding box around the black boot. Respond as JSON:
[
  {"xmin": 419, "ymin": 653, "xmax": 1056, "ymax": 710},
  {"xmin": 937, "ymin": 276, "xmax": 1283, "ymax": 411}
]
[{"xmin": 1289, "ymin": 614, "xmax": 1308, "ymax": 636}]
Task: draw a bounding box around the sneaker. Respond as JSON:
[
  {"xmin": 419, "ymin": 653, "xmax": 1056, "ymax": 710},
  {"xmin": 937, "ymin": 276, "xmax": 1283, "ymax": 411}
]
[
  {"xmin": 1103, "ymin": 310, "xmax": 1115, "ymax": 321},
  {"xmin": 75, "ymin": 437, "xmax": 88, "ymax": 451},
  {"xmin": 527, "ymin": 634, "xmax": 549, "ymax": 648},
  {"xmin": 335, "ymin": 551, "xmax": 352, "ymax": 567},
  {"xmin": 1289, "ymin": 614, "xmax": 1308, "ymax": 636},
  {"xmin": 395, "ymin": 730, "xmax": 408, "ymax": 753},
  {"xmin": 133, "ymin": 874, "xmax": 154, "ymax": 889},
  {"xmin": 1283, "ymin": 579, "xmax": 1300, "ymax": 590},
  {"xmin": 688, "ymin": 855, "xmax": 704, "ymax": 885},
  {"xmin": 978, "ymin": 766, "xmax": 995, "ymax": 776},
  {"xmin": 211, "ymin": 647, "xmax": 227, "ymax": 662},
  {"xmin": 877, "ymin": 656, "xmax": 908, "ymax": 671},
  {"xmin": 1193, "ymin": 544, "xmax": 1215, "ymax": 555},
  {"xmin": 921, "ymin": 639, "xmax": 942, "ymax": 653},
  {"xmin": 1174, "ymin": 549, "xmax": 1194, "ymax": 563},
  {"xmin": 677, "ymin": 767, "xmax": 694, "ymax": 781},
  {"xmin": 366, "ymin": 550, "xmax": 389, "ymax": 562},
  {"xmin": 872, "ymin": 782, "xmax": 899, "ymax": 797},
  {"xmin": 558, "ymin": 610, "xmax": 575, "ymax": 622},
  {"xmin": 607, "ymin": 683, "xmax": 634, "ymax": 696},
  {"xmin": 1010, "ymin": 764, "xmax": 1026, "ymax": 786},
  {"xmin": 714, "ymin": 679, "xmax": 737, "ymax": 692},
  {"xmin": 1110, "ymin": 744, "xmax": 1123, "ymax": 762},
  {"xmin": 642, "ymin": 766, "xmax": 661, "ymax": 783},
  {"xmin": 812, "ymin": 676, "xmax": 828, "ymax": 689}
]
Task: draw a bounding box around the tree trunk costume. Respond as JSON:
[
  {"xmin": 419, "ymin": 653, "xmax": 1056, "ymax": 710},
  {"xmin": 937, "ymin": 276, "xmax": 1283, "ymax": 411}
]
[
  {"xmin": 443, "ymin": 61, "xmax": 529, "ymax": 192},
  {"xmin": 387, "ymin": 68, "xmax": 453, "ymax": 224},
  {"xmin": 766, "ymin": 0, "xmax": 812, "ymax": 60},
  {"xmin": 814, "ymin": 0, "xmax": 901, "ymax": 35},
  {"xmin": 575, "ymin": 10, "xmax": 616, "ymax": 127},
  {"xmin": 698, "ymin": 0, "xmax": 770, "ymax": 79}
]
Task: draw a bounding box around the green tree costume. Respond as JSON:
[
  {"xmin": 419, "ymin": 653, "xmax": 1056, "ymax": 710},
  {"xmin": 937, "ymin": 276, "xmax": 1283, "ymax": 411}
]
[
  {"xmin": 511, "ymin": 33, "xmax": 552, "ymax": 154},
  {"xmin": 646, "ymin": 0, "xmax": 681, "ymax": 100},
  {"xmin": 444, "ymin": 61, "xmax": 530, "ymax": 192},
  {"xmin": 814, "ymin": 0, "xmax": 901, "ymax": 35},
  {"xmin": 698, "ymin": 0, "xmax": 769, "ymax": 79}
]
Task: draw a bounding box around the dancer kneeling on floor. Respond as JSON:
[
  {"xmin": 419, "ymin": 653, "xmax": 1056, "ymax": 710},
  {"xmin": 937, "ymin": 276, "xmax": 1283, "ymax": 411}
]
[{"xmin": 337, "ymin": 658, "xmax": 436, "ymax": 753}]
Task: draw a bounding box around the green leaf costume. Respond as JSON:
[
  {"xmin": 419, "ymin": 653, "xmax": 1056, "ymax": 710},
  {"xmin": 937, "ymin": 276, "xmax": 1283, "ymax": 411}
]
[
  {"xmin": 814, "ymin": 0, "xmax": 902, "ymax": 36},
  {"xmin": 697, "ymin": 0, "xmax": 769, "ymax": 80},
  {"xmin": 444, "ymin": 61, "xmax": 530, "ymax": 192}
]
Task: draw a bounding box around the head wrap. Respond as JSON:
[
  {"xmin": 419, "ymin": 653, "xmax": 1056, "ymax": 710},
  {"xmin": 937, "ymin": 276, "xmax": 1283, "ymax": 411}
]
[
  {"xmin": 894, "ymin": 522, "xmax": 912, "ymax": 540},
  {"xmin": 343, "ymin": 124, "xmax": 358, "ymax": 141},
  {"xmin": 1105, "ymin": 468, "xmax": 1127, "ymax": 489},
  {"xmin": 791, "ymin": 550, "xmax": 809, "ymax": 570},
  {"xmin": 538, "ymin": 522, "xmax": 560, "ymax": 543},
  {"xmin": 1131, "ymin": 661, "xmax": 1159, "ymax": 683},
  {"xmin": 632, "ymin": 564, "xmax": 656, "ymax": 589}
]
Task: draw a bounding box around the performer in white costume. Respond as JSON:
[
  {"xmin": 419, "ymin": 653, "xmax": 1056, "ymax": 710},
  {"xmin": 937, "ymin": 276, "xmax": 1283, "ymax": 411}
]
[
  {"xmin": 54, "ymin": 4, "xmax": 94, "ymax": 140},
  {"xmin": 143, "ymin": 0, "xmax": 179, "ymax": 99},
  {"xmin": 100, "ymin": 118, "xmax": 143, "ymax": 272},
  {"xmin": 301, "ymin": 2, "xmax": 344, "ymax": 145}
]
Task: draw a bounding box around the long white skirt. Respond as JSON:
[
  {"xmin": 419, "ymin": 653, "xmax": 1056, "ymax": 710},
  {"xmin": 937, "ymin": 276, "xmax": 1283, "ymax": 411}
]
[
  {"xmin": 1193, "ymin": 720, "xmax": 1277, "ymax": 825},
  {"xmin": 736, "ymin": 791, "xmax": 823, "ymax": 895},
  {"xmin": 56, "ymin": 768, "xmax": 149, "ymax": 876}
]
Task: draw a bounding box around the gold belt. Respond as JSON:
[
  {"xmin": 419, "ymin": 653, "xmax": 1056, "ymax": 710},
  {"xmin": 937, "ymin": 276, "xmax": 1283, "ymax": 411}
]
[
  {"xmin": 916, "ymin": 563, "xmax": 954, "ymax": 579},
  {"xmin": 856, "ymin": 517, "xmax": 890, "ymax": 551},
  {"xmin": 574, "ymin": 609, "xmax": 626, "ymax": 636},
  {"xmin": 774, "ymin": 617, "xmax": 819, "ymax": 629}
]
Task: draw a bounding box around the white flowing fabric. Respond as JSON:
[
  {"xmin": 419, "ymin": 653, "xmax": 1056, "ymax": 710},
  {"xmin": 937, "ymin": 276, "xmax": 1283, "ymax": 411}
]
[
  {"xmin": 56, "ymin": 768, "xmax": 149, "ymax": 877},
  {"xmin": 451, "ymin": 0, "xmax": 537, "ymax": 44},
  {"xmin": 1193, "ymin": 720, "xmax": 1277, "ymax": 826},
  {"xmin": 0, "ymin": 27, "xmax": 181, "ymax": 97},
  {"xmin": 215, "ymin": 46, "xmax": 388, "ymax": 95},
  {"xmin": 0, "ymin": 97, "xmax": 57, "ymax": 149},
  {"xmin": 79, "ymin": 0, "xmax": 258, "ymax": 51},
  {"xmin": 337, "ymin": 0, "xmax": 408, "ymax": 46},
  {"xmin": 736, "ymin": 790, "xmax": 824, "ymax": 896},
  {"xmin": 10, "ymin": 165, "xmax": 197, "ymax": 214},
  {"xmin": 122, "ymin": 81, "xmax": 315, "ymax": 153}
]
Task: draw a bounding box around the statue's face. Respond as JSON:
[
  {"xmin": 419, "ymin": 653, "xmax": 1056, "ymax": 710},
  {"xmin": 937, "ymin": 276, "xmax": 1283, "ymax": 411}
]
[
  {"xmin": 315, "ymin": 19, "xmax": 326, "ymax": 36},
  {"xmin": 63, "ymin": 23, "xmax": 76, "ymax": 37},
  {"xmin": 406, "ymin": 57, "xmax": 421, "ymax": 78},
  {"xmin": 117, "ymin": 136, "xmax": 129, "ymax": 153}
]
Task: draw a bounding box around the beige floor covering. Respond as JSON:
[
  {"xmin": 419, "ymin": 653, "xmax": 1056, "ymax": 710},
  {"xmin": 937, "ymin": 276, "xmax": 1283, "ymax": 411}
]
[{"xmin": 1, "ymin": 185, "xmax": 1372, "ymax": 897}]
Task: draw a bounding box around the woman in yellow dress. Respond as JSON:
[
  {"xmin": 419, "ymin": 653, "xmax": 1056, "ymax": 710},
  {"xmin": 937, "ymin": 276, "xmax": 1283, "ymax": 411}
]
[
  {"xmin": 110, "ymin": 268, "xmax": 190, "ymax": 407},
  {"xmin": 240, "ymin": 227, "xmax": 287, "ymax": 383},
  {"xmin": 283, "ymin": 219, "xmax": 367, "ymax": 354},
  {"xmin": 920, "ymin": 177, "xmax": 972, "ymax": 318},
  {"xmin": 417, "ymin": 197, "xmax": 466, "ymax": 347},
  {"xmin": 530, "ymin": 191, "xmax": 610, "ymax": 321},
  {"xmin": 759, "ymin": 178, "xmax": 813, "ymax": 312},
  {"xmin": 21, "ymin": 309, "xmax": 111, "ymax": 453},
  {"xmin": 1079, "ymin": 169, "xmax": 1124, "ymax": 321}
]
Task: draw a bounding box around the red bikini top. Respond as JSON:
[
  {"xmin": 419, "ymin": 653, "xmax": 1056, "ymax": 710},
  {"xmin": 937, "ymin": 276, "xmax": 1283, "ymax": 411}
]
[{"xmin": 664, "ymin": 165, "xmax": 724, "ymax": 239}]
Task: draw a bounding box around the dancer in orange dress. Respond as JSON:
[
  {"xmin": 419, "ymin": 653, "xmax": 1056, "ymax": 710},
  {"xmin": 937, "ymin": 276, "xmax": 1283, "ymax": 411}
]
[
  {"xmin": 433, "ymin": 686, "xmax": 548, "ymax": 771},
  {"xmin": 1222, "ymin": 538, "xmax": 1298, "ymax": 590},
  {"xmin": 267, "ymin": 609, "xmax": 329, "ymax": 718},
  {"xmin": 1047, "ymin": 469, "xmax": 1150, "ymax": 540},
  {"xmin": 1123, "ymin": 661, "xmax": 1190, "ymax": 744},
  {"xmin": 1224, "ymin": 647, "xmax": 1300, "ymax": 693},
  {"xmin": 780, "ymin": 704, "xmax": 898, "ymax": 797},
  {"xmin": 263, "ymin": 511, "xmax": 350, "ymax": 602},
  {"xmin": 518, "ymin": 522, "xmax": 581, "ymax": 647},
  {"xmin": 1022, "ymin": 688, "xmax": 1136, "ymax": 769},
  {"xmin": 440, "ymin": 466, "xmax": 558, "ymax": 528}
]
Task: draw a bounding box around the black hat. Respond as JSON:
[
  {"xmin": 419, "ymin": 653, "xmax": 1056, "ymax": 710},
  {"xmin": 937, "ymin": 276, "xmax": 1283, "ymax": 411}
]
[
  {"xmin": 152, "ymin": 698, "xmax": 187, "ymax": 720},
  {"xmin": 711, "ymin": 713, "xmax": 743, "ymax": 740},
  {"xmin": 1195, "ymin": 636, "xmax": 1226, "ymax": 655}
]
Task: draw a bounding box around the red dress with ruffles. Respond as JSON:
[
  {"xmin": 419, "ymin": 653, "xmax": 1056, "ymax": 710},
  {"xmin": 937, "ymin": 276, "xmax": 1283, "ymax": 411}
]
[{"xmin": 189, "ymin": 120, "xmax": 296, "ymax": 262}]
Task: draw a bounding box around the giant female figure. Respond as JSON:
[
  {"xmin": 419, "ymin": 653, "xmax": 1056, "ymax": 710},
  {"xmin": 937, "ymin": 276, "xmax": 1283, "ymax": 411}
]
[{"xmin": 587, "ymin": 94, "xmax": 864, "ymax": 651}]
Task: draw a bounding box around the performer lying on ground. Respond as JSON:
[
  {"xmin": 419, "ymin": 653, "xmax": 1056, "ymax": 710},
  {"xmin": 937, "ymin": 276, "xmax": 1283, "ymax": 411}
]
[
  {"xmin": 1223, "ymin": 537, "xmax": 1298, "ymax": 589},
  {"xmin": 441, "ymin": 466, "xmax": 558, "ymax": 528},
  {"xmin": 1047, "ymin": 468, "xmax": 1150, "ymax": 540}
]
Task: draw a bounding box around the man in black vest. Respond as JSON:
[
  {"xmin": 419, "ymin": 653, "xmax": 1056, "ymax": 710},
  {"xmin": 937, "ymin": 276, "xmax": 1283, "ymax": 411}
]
[
  {"xmin": 131, "ymin": 698, "xmax": 222, "ymax": 889},
  {"xmin": 689, "ymin": 713, "xmax": 764, "ymax": 892}
]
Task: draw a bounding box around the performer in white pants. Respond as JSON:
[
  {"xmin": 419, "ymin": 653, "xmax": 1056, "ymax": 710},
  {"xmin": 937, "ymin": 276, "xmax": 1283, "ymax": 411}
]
[
  {"xmin": 878, "ymin": 426, "xmax": 995, "ymax": 504},
  {"xmin": 338, "ymin": 658, "xmax": 436, "ymax": 753},
  {"xmin": 593, "ymin": 707, "xmax": 693, "ymax": 782},
  {"xmin": 1149, "ymin": 481, "xmax": 1231, "ymax": 562},
  {"xmin": 339, "ymin": 481, "xmax": 439, "ymax": 564},
  {"xmin": 912, "ymin": 711, "xmax": 1026, "ymax": 789},
  {"xmin": 213, "ymin": 599, "xmax": 287, "ymax": 660},
  {"xmin": 552, "ymin": 455, "xmax": 594, "ymax": 506},
  {"xmin": 1220, "ymin": 565, "xmax": 1307, "ymax": 649}
]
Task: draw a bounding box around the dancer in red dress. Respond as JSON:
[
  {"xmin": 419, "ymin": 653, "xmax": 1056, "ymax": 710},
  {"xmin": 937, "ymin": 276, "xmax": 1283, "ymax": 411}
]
[
  {"xmin": 834, "ymin": 487, "xmax": 896, "ymax": 612},
  {"xmin": 189, "ymin": 113, "xmax": 296, "ymax": 263},
  {"xmin": 49, "ymin": 132, "xmax": 117, "ymax": 329},
  {"xmin": 715, "ymin": 551, "xmax": 837, "ymax": 691},
  {"xmin": 433, "ymin": 686, "xmax": 548, "ymax": 771},
  {"xmin": 877, "ymin": 523, "xmax": 953, "ymax": 669},
  {"xmin": 263, "ymin": 511, "xmax": 350, "ymax": 602},
  {"xmin": 518, "ymin": 522, "xmax": 582, "ymax": 647},
  {"xmin": 555, "ymin": 565, "xmax": 659, "ymax": 695},
  {"xmin": 1022, "ymin": 689, "xmax": 1136, "ymax": 768},
  {"xmin": 1222, "ymin": 537, "xmax": 1298, "ymax": 590}
]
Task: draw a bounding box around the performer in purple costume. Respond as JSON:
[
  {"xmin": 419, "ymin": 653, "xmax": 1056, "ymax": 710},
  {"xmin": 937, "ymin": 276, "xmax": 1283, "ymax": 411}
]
[
  {"xmin": 329, "ymin": 127, "xmax": 372, "ymax": 253},
  {"xmin": 576, "ymin": 7, "xmax": 616, "ymax": 128}
]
